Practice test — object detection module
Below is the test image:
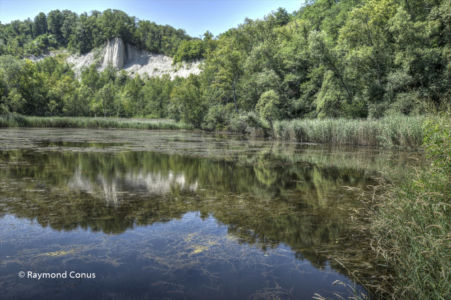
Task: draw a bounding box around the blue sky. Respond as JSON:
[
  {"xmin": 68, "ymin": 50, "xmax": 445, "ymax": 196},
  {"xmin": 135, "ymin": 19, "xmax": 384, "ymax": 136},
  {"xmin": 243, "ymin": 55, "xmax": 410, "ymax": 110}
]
[{"xmin": 0, "ymin": 0, "xmax": 302, "ymax": 37}]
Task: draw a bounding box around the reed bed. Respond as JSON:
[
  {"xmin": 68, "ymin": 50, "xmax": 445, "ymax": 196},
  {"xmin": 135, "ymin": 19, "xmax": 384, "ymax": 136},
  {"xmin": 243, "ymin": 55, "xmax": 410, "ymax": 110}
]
[
  {"xmin": 0, "ymin": 114, "xmax": 192, "ymax": 130},
  {"xmin": 273, "ymin": 116, "xmax": 424, "ymax": 148},
  {"xmin": 370, "ymin": 117, "xmax": 450, "ymax": 299}
]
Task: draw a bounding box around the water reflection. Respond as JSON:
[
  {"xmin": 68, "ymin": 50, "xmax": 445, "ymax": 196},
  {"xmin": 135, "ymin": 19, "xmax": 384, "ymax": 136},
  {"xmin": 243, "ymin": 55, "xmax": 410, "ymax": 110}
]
[
  {"xmin": 68, "ymin": 167, "xmax": 198, "ymax": 205},
  {"xmin": 0, "ymin": 150, "xmax": 372, "ymax": 236},
  {"xmin": 0, "ymin": 130, "xmax": 420, "ymax": 299}
]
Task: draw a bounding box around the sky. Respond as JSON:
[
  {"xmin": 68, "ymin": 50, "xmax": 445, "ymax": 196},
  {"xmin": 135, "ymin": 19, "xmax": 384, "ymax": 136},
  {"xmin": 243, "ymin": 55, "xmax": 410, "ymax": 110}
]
[{"xmin": 0, "ymin": 0, "xmax": 302, "ymax": 37}]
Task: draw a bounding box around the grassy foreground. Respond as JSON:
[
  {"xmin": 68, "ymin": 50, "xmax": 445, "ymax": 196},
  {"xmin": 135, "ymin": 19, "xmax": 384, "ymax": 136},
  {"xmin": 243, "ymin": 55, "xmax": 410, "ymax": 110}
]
[
  {"xmin": 274, "ymin": 115, "xmax": 424, "ymax": 148},
  {"xmin": 371, "ymin": 116, "xmax": 450, "ymax": 299},
  {"xmin": 0, "ymin": 114, "xmax": 192, "ymax": 130}
]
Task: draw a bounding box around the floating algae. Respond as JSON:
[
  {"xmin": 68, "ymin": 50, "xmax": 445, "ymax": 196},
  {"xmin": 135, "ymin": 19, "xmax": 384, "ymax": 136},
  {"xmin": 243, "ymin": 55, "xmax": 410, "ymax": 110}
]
[
  {"xmin": 0, "ymin": 128, "xmax": 424, "ymax": 299},
  {"xmin": 42, "ymin": 249, "xmax": 76, "ymax": 257}
]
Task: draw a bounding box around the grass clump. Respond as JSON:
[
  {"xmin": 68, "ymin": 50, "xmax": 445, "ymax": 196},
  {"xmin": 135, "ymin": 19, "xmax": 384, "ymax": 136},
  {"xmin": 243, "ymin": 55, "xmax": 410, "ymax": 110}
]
[
  {"xmin": 0, "ymin": 114, "xmax": 193, "ymax": 130},
  {"xmin": 371, "ymin": 116, "xmax": 450, "ymax": 299},
  {"xmin": 273, "ymin": 115, "xmax": 424, "ymax": 148}
]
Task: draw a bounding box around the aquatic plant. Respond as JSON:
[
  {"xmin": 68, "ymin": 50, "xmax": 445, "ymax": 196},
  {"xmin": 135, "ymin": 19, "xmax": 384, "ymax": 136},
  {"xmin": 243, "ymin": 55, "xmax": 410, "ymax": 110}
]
[
  {"xmin": 0, "ymin": 114, "xmax": 192, "ymax": 130},
  {"xmin": 371, "ymin": 116, "xmax": 450, "ymax": 299},
  {"xmin": 273, "ymin": 115, "xmax": 424, "ymax": 148}
]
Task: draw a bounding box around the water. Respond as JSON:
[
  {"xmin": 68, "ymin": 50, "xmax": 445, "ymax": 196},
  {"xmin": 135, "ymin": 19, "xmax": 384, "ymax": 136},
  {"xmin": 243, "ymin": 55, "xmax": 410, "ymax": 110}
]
[{"xmin": 0, "ymin": 129, "xmax": 420, "ymax": 299}]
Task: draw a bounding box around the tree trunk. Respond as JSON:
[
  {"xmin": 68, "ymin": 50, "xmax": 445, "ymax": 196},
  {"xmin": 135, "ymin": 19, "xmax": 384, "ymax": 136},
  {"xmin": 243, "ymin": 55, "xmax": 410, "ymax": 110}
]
[{"xmin": 232, "ymin": 78, "xmax": 238, "ymax": 112}]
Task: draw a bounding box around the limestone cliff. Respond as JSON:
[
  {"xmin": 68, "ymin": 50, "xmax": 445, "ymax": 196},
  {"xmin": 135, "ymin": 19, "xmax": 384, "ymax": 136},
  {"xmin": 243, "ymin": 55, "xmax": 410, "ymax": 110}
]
[
  {"xmin": 67, "ymin": 37, "xmax": 201, "ymax": 79},
  {"xmin": 102, "ymin": 37, "xmax": 125, "ymax": 69}
]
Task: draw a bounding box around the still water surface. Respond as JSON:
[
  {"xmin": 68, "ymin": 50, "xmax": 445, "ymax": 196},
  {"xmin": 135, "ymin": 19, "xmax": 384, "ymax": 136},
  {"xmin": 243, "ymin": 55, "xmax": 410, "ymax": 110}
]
[{"xmin": 0, "ymin": 129, "xmax": 420, "ymax": 299}]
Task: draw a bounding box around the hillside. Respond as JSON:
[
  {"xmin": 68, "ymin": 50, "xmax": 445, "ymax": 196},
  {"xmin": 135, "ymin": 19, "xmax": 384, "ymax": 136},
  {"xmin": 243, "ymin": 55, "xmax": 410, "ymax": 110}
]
[
  {"xmin": 66, "ymin": 37, "xmax": 201, "ymax": 78},
  {"xmin": 0, "ymin": 1, "xmax": 450, "ymax": 127},
  {"xmin": 0, "ymin": 9, "xmax": 201, "ymax": 59},
  {"xmin": 27, "ymin": 37, "xmax": 201, "ymax": 79}
]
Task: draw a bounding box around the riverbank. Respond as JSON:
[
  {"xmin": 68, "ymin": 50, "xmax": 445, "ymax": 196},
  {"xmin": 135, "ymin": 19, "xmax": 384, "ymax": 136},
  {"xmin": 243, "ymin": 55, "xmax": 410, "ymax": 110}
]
[
  {"xmin": 370, "ymin": 116, "xmax": 450, "ymax": 299},
  {"xmin": 0, "ymin": 114, "xmax": 192, "ymax": 130},
  {"xmin": 1, "ymin": 114, "xmax": 427, "ymax": 149}
]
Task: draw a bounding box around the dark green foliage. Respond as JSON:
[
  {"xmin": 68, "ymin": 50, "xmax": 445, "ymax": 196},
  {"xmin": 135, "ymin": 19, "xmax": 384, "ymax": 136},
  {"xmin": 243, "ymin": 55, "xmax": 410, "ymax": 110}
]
[
  {"xmin": 169, "ymin": 75, "xmax": 206, "ymax": 127},
  {"xmin": 0, "ymin": 55, "xmax": 181, "ymax": 118},
  {"xmin": 173, "ymin": 39, "xmax": 204, "ymax": 63},
  {"xmin": 0, "ymin": 9, "xmax": 194, "ymax": 57},
  {"xmin": 256, "ymin": 90, "xmax": 281, "ymax": 126},
  {"xmin": 0, "ymin": 1, "xmax": 449, "ymax": 132},
  {"xmin": 33, "ymin": 12, "xmax": 47, "ymax": 37},
  {"xmin": 192, "ymin": 0, "xmax": 449, "ymax": 129},
  {"xmin": 202, "ymin": 104, "xmax": 231, "ymax": 131}
]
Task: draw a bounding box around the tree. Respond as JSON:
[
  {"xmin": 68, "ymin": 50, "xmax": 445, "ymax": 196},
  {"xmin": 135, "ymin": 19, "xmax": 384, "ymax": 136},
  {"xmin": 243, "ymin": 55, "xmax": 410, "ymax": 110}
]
[
  {"xmin": 70, "ymin": 14, "xmax": 93, "ymax": 53},
  {"xmin": 94, "ymin": 83, "xmax": 119, "ymax": 117},
  {"xmin": 314, "ymin": 70, "xmax": 345, "ymax": 118},
  {"xmin": 121, "ymin": 76, "xmax": 144, "ymax": 116},
  {"xmin": 141, "ymin": 75, "xmax": 173, "ymax": 117},
  {"xmin": 173, "ymin": 39, "xmax": 204, "ymax": 63},
  {"xmin": 33, "ymin": 12, "xmax": 47, "ymax": 37},
  {"xmin": 256, "ymin": 90, "xmax": 281, "ymax": 127},
  {"xmin": 205, "ymin": 39, "xmax": 244, "ymax": 112},
  {"xmin": 47, "ymin": 10, "xmax": 64, "ymax": 43},
  {"xmin": 61, "ymin": 10, "xmax": 77, "ymax": 45},
  {"xmin": 170, "ymin": 75, "xmax": 206, "ymax": 127},
  {"xmin": 272, "ymin": 7, "xmax": 291, "ymax": 26},
  {"xmin": 309, "ymin": 30, "xmax": 353, "ymax": 104}
]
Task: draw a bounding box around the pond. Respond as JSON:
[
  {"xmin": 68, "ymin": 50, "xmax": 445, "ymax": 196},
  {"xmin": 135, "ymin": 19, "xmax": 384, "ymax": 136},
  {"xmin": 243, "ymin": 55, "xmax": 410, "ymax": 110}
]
[{"xmin": 0, "ymin": 129, "xmax": 421, "ymax": 300}]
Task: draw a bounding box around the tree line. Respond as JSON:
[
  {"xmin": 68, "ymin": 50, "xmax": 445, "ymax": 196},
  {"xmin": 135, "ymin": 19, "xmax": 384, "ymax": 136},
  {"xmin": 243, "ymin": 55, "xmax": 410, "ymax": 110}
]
[
  {"xmin": 0, "ymin": 9, "xmax": 196, "ymax": 57},
  {"xmin": 0, "ymin": 0, "xmax": 450, "ymax": 131}
]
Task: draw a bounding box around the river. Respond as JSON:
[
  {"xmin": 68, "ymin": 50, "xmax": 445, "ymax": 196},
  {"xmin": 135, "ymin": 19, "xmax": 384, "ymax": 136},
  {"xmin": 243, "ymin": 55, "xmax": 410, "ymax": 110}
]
[{"xmin": 0, "ymin": 129, "xmax": 421, "ymax": 299}]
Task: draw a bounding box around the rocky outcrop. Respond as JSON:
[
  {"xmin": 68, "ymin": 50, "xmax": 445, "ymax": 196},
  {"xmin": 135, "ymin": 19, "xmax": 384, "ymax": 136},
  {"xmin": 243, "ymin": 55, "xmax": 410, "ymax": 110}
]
[
  {"xmin": 102, "ymin": 37, "xmax": 126, "ymax": 69},
  {"xmin": 67, "ymin": 37, "xmax": 201, "ymax": 79}
]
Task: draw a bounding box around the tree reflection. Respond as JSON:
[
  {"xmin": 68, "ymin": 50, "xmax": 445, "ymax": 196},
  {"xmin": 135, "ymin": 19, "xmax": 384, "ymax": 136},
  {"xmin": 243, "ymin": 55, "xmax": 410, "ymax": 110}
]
[
  {"xmin": 0, "ymin": 147, "xmax": 386, "ymax": 287},
  {"xmin": 1, "ymin": 148, "xmax": 373, "ymax": 246}
]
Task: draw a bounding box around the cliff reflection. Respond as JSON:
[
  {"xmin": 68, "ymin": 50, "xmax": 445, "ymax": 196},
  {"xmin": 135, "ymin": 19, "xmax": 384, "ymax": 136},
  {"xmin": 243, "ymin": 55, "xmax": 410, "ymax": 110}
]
[
  {"xmin": 68, "ymin": 167, "xmax": 198, "ymax": 205},
  {"xmin": 0, "ymin": 148, "xmax": 375, "ymax": 256},
  {"xmin": 0, "ymin": 147, "xmax": 397, "ymax": 293}
]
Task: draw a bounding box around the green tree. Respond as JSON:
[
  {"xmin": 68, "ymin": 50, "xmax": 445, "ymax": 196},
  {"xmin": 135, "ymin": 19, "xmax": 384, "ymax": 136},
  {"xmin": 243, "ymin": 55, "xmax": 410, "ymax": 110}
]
[
  {"xmin": 170, "ymin": 75, "xmax": 205, "ymax": 127},
  {"xmin": 47, "ymin": 10, "xmax": 64, "ymax": 43},
  {"xmin": 205, "ymin": 39, "xmax": 244, "ymax": 112},
  {"xmin": 93, "ymin": 82, "xmax": 119, "ymax": 117},
  {"xmin": 256, "ymin": 90, "xmax": 281, "ymax": 127},
  {"xmin": 33, "ymin": 12, "xmax": 47, "ymax": 37}
]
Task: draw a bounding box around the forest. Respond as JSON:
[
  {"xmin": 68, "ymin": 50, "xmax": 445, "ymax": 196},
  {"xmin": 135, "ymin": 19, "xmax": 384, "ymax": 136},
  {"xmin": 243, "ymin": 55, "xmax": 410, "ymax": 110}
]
[
  {"xmin": 0, "ymin": 1, "xmax": 450, "ymax": 299},
  {"xmin": 0, "ymin": 0, "xmax": 450, "ymax": 131}
]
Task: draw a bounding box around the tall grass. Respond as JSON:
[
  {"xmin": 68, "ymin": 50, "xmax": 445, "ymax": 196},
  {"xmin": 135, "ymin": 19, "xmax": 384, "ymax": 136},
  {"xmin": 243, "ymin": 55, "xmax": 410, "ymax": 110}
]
[
  {"xmin": 371, "ymin": 116, "xmax": 450, "ymax": 299},
  {"xmin": 273, "ymin": 115, "xmax": 424, "ymax": 148},
  {"xmin": 0, "ymin": 114, "xmax": 429, "ymax": 150},
  {"xmin": 0, "ymin": 114, "xmax": 192, "ymax": 130}
]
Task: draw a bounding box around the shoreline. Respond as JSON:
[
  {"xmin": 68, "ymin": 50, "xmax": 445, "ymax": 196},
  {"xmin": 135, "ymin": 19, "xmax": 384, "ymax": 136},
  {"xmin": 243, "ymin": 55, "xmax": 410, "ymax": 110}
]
[{"xmin": 1, "ymin": 114, "xmax": 427, "ymax": 149}]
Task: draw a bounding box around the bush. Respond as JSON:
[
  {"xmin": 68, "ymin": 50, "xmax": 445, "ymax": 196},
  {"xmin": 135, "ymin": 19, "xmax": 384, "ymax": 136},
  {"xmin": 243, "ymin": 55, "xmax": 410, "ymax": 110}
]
[
  {"xmin": 227, "ymin": 112, "xmax": 270, "ymax": 136},
  {"xmin": 201, "ymin": 104, "xmax": 234, "ymax": 131},
  {"xmin": 256, "ymin": 90, "xmax": 281, "ymax": 127}
]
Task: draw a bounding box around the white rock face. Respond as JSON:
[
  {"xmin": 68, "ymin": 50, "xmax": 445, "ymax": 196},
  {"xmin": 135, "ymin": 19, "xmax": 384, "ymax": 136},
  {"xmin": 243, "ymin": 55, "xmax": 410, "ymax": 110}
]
[
  {"xmin": 66, "ymin": 51, "xmax": 97, "ymax": 76},
  {"xmin": 123, "ymin": 52, "xmax": 202, "ymax": 79},
  {"xmin": 102, "ymin": 37, "xmax": 125, "ymax": 69},
  {"xmin": 27, "ymin": 52, "xmax": 57, "ymax": 62},
  {"xmin": 67, "ymin": 37, "xmax": 201, "ymax": 79}
]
